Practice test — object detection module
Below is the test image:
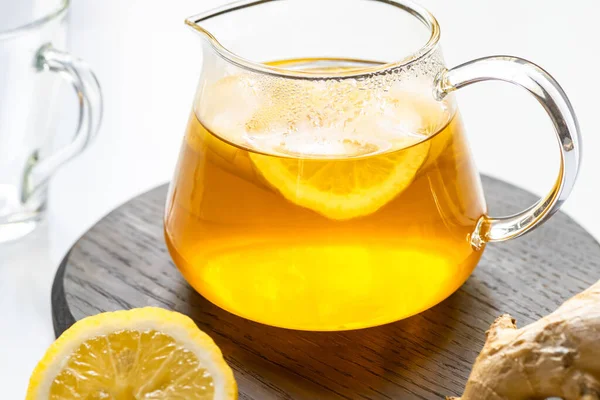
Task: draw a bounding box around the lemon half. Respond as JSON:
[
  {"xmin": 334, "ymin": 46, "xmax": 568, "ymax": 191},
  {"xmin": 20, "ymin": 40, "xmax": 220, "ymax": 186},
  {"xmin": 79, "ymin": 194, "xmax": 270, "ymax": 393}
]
[
  {"xmin": 27, "ymin": 308, "xmax": 237, "ymax": 400},
  {"xmin": 250, "ymin": 143, "xmax": 429, "ymax": 220}
]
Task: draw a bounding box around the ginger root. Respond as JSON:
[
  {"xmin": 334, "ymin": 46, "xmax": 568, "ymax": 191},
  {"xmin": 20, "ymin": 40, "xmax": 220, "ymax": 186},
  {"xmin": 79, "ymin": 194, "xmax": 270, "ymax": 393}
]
[{"xmin": 450, "ymin": 279, "xmax": 600, "ymax": 400}]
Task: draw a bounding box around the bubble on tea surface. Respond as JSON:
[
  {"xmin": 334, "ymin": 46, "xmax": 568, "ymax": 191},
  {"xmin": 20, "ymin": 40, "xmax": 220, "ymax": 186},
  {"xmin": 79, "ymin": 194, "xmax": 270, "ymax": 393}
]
[
  {"xmin": 246, "ymin": 125, "xmax": 392, "ymax": 159},
  {"xmin": 198, "ymin": 71, "xmax": 453, "ymax": 158}
]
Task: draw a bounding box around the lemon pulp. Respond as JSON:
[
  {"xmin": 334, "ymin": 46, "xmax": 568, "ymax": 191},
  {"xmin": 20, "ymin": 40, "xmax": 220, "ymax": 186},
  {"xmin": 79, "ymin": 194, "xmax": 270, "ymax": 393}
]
[{"xmin": 49, "ymin": 330, "xmax": 213, "ymax": 399}]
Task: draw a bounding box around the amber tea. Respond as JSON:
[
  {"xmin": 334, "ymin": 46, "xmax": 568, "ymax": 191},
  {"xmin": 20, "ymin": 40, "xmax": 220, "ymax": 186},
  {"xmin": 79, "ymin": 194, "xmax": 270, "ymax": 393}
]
[{"xmin": 165, "ymin": 59, "xmax": 487, "ymax": 330}]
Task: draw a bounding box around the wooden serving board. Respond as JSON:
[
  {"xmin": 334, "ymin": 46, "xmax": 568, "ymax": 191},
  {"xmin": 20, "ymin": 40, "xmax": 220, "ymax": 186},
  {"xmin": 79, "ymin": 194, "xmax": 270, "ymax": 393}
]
[{"xmin": 51, "ymin": 176, "xmax": 600, "ymax": 399}]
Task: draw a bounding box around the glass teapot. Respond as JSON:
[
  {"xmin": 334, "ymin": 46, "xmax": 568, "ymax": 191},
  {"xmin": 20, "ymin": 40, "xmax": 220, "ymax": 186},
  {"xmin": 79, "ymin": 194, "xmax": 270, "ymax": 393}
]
[{"xmin": 165, "ymin": 0, "xmax": 581, "ymax": 330}]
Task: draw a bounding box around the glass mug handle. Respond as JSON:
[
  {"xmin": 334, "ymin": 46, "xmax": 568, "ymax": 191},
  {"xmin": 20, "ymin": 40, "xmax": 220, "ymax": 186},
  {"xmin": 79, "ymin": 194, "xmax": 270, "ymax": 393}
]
[
  {"xmin": 22, "ymin": 44, "xmax": 103, "ymax": 200},
  {"xmin": 434, "ymin": 56, "xmax": 581, "ymax": 249}
]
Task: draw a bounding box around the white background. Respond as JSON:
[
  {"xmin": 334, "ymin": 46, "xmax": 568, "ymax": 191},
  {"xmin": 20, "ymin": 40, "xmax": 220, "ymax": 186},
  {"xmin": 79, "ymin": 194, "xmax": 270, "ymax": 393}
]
[{"xmin": 1, "ymin": 0, "xmax": 598, "ymax": 397}]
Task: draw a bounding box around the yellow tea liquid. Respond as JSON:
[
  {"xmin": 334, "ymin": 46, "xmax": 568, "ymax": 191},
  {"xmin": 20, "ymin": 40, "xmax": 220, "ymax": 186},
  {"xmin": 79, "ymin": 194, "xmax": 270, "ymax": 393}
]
[{"xmin": 165, "ymin": 59, "xmax": 486, "ymax": 330}]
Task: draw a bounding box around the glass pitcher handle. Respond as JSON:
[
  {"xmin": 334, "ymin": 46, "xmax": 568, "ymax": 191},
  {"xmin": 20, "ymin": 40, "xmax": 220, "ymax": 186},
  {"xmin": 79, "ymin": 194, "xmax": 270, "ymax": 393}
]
[
  {"xmin": 22, "ymin": 44, "xmax": 103, "ymax": 201},
  {"xmin": 434, "ymin": 56, "xmax": 581, "ymax": 249}
]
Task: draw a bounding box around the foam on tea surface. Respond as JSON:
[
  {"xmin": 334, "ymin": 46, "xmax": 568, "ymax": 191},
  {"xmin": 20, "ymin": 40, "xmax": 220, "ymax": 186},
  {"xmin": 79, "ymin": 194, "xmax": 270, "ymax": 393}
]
[{"xmin": 196, "ymin": 61, "xmax": 455, "ymax": 159}]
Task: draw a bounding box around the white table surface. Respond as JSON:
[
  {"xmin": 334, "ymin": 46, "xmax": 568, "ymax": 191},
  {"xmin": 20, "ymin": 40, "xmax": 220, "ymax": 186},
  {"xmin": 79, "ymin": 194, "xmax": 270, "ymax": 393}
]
[{"xmin": 1, "ymin": 0, "xmax": 599, "ymax": 397}]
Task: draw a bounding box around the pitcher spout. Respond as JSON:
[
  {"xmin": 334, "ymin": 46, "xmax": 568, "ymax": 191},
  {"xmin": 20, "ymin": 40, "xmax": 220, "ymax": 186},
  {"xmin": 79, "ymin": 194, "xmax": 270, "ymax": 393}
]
[{"xmin": 185, "ymin": 0, "xmax": 441, "ymax": 79}]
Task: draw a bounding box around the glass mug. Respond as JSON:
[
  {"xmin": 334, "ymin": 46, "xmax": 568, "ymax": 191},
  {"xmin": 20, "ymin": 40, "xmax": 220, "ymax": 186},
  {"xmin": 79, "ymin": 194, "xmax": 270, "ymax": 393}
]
[
  {"xmin": 165, "ymin": 0, "xmax": 581, "ymax": 330},
  {"xmin": 0, "ymin": 0, "xmax": 102, "ymax": 242}
]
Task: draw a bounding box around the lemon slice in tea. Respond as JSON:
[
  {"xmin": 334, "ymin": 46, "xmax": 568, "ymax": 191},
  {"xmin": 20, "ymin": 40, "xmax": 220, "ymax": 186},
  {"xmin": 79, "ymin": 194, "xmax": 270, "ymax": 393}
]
[
  {"xmin": 249, "ymin": 140, "xmax": 429, "ymax": 220},
  {"xmin": 26, "ymin": 307, "xmax": 237, "ymax": 400}
]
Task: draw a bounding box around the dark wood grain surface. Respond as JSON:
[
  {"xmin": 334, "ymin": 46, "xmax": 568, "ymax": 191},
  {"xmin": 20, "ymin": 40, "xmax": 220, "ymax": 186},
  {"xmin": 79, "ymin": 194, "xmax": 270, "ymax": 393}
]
[{"xmin": 52, "ymin": 176, "xmax": 600, "ymax": 400}]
